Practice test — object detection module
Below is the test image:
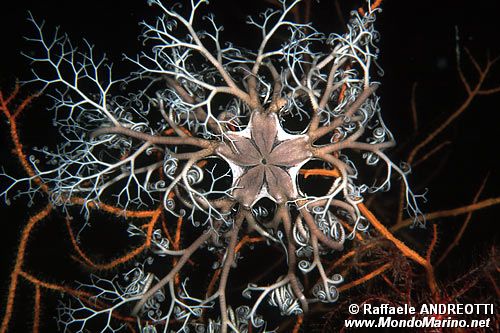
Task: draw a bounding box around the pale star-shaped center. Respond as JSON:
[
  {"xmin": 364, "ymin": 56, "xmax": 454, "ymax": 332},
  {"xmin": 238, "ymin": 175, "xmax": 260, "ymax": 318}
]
[{"xmin": 216, "ymin": 111, "xmax": 311, "ymax": 207}]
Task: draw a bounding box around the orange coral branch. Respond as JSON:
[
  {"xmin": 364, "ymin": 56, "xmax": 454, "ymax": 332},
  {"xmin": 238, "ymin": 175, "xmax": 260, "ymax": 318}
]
[
  {"xmin": 143, "ymin": 207, "xmax": 163, "ymax": 246},
  {"xmin": 0, "ymin": 86, "xmax": 47, "ymax": 192},
  {"xmin": 173, "ymin": 215, "xmax": 184, "ymax": 286},
  {"xmin": 300, "ymin": 168, "xmax": 340, "ymax": 178},
  {"xmin": 435, "ymin": 175, "xmax": 489, "ymax": 266},
  {"xmin": 164, "ymin": 127, "xmax": 192, "ymax": 137},
  {"xmin": 426, "ymin": 224, "xmax": 438, "ymax": 263},
  {"xmin": 1, "ymin": 204, "xmax": 52, "ymax": 333},
  {"xmin": 326, "ymin": 242, "xmax": 378, "ymax": 276},
  {"xmin": 358, "ymin": 203, "xmax": 427, "ymax": 267},
  {"xmin": 65, "ymin": 218, "xmax": 98, "ymax": 268},
  {"xmin": 339, "ymin": 219, "xmax": 364, "ymax": 241},
  {"xmin": 205, "ymin": 269, "xmax": 222, "ymax": 299},
  {"xmin": 67, "ymin": 206, "xmax": 162, "ymax": 270},
  {"xmin": 371, "ymin": 0, "xmax": 383, "ymax": 10},
  {"xmin": 358, "ymin": 0, "xmax": 383, "ymax": 16},
  {"xmin": 394, "ymin": 197, "xmax": 500, "ymax": 231},
  {"xmin": 292, "ymin": 315, "xmax": 303, "ymax": 333},
  {"xmin": 1, "ymin": 83, "xmax": 20, "ymax": 105},
  {"xmin": 485, "ymin": 272, "xmax": 500, "ymax": 299},
  {"xmin": 160, "ymin": 214, "xmax": 174, "ymax": 244},
  {"xmin": 234, "ymin": 236, "xmax": 264, "ymax": 254},
  {"xmin": 174, "ymin": 215, "xmax": 183, "ymax": 250},
  {"xmin": 338, "ymin": 82, "xmax": 348, "ymax": 103},
  {"xmin": 33, "ymin": 285, "xmax": 40, "ymax": 333},
  {"xmin": 19, "ymin": 271, "xmax": 67, "ymax": 293},
  {"xmin": 424, "ymin": 224, "xmax": 440, "ymax": 300},
  {"xmin": 413, "ymin": 140, "xmax": 451, "ymax": 167},
  {"xmin": 338, "ymin": 262, "xmax": 391, "ymax": 292},
  {"xmin": 78, "ymin": 244, "xmax": 148, "ymax": 271},
  {"xmin": 410, "ymin": 82, "xmax": 419, "ymax": 134},
  {"xmin": 381, "ymin": 274, "xmax": 404, "ymax": 296},
  {"xmin": 197, "ymin": 160, "xmax": 208, "ymax": 168},
  {"xmin": 359, "ymin": 203, "xmax": 439, "ymax": 297},
  {"xmin": 20, "ymin": 271, "xmax": 137, "ymax": 323},
  {"xmin": 20, "ymin": 271, "xmax": 98, "ymax": 307}
]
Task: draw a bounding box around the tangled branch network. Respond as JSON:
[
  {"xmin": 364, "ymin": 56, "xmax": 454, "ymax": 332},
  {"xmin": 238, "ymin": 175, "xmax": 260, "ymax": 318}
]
[{"xmin": 2, "ymin": 0, "xmax": 425, "ymax": 332}]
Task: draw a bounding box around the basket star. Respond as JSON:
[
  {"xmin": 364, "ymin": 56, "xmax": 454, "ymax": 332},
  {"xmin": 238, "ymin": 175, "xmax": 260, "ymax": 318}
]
[{"xmin": 216, "ymin": 111, "xmax": 312, "ymax": 207}]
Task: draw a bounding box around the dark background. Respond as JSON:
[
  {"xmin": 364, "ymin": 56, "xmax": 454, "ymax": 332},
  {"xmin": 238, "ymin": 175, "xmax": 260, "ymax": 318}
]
[{"xmin": 1, "ymin": 1, "xmax": 499, "ymax": 332}]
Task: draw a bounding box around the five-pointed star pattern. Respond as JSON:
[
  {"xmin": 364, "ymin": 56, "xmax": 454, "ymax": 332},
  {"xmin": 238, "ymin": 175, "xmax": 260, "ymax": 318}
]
[{"xmin": 216, "ymin": 111, "xmax": 311, "ymax": 207}]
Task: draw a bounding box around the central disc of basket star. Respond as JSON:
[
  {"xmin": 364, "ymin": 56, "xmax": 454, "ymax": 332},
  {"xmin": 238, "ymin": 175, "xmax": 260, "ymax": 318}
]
[{"xmin": 216, "ymin": 111, "xmax": 311, "ymax": 207}]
